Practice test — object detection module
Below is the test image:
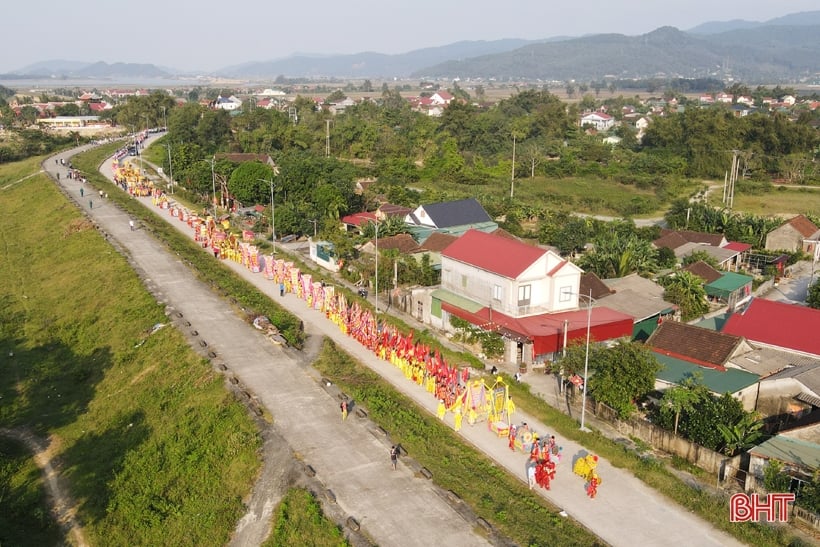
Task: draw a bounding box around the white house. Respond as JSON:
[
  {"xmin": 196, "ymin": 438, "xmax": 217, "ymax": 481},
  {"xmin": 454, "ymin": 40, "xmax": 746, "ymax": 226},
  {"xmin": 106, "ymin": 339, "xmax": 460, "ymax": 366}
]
[
  {"xmin": 421, "ymin": 230, "xmax": 634, "ymax": 365},
  {"xmin": 430, "ymin": 91, "xmax": 454, "ymax": 106},
  {"xmin": 215, "ymin": 95, "xmax": 243, "ymax": 111},
  {"xmin": 580, "ymin": 111, "xmax": 614, "ymax": 131}
]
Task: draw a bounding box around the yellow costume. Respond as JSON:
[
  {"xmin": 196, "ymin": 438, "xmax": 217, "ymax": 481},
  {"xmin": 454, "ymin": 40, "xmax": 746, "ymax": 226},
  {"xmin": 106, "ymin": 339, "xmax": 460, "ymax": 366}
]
[{"xmin": 436, "ymin": 400, "xmax": 446, "ymax": 420}]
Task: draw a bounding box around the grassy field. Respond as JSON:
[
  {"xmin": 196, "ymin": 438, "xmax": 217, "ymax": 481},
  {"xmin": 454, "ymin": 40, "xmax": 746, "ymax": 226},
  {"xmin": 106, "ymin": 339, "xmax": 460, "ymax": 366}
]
[
  {"xmin": 413, "ymin": 174, "xmax": 700, "ymax": 218},
  {"xmin": 0, "ymin": 158, "xmax": 261, "ymax": 545},
  {"xmin": 708, "ymin": 184, "xmax": 820, "ymax": 217},
  {"xmin": 0, "ymin": 437, "xmax": 64, "ymax": 546}
]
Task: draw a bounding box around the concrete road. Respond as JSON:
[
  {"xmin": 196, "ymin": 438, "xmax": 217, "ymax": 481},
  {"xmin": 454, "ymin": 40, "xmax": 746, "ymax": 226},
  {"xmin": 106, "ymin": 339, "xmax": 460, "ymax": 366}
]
[
  {"xmin": 48, "ymin": 145, "xmax": 744, "ymax": 547},
  {"xmin": 45, "ymin": 149, "xmax": 491, "ymax": 547}
]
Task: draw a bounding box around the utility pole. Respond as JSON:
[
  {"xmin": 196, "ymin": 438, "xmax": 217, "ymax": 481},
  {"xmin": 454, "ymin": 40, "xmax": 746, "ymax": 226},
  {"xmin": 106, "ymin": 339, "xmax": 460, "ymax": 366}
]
[
  {"xmin": 510, "ymin": 134, "xmax": 516, "ymax": 198},
  {"xmin": 325, "ymin": 119, "xmax": 331, "ymax": 158}
]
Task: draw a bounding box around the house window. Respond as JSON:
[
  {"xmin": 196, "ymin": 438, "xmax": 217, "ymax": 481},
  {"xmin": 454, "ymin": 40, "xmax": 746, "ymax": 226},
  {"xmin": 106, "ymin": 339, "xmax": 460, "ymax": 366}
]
[
  {"xmin": 559, "ymin": 286, "xmax": 572, "ymax": 302},
  {"xmin": 517, "ymin": 284, "xmax": 531, "ymax": 306},
  {"xmin": 492, "ymin": 284, "xmax": 502, "ymax": 301}
]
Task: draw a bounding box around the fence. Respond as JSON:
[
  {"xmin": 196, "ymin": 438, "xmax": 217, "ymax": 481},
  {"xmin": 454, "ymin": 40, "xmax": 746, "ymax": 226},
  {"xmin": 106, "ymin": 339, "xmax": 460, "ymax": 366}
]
[
  {"xmin": 793, "ymin": 505, "xmax": 820, "ymax": 530},
  {"xmin": 591, "ymin": 400, "xmax": 729, "ymax": 475}
]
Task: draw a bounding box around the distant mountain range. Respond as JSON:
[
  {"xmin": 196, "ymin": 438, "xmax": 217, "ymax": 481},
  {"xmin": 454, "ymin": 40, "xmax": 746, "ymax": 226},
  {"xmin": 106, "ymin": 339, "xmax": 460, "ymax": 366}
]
[{"xmin": 5, "ymin": 11, "xmax": 820, "ymax": 83}]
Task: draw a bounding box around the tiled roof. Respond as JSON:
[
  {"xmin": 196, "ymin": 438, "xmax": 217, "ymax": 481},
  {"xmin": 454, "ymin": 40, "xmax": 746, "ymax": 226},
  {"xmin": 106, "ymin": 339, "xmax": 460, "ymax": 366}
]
[
  {"xmin": 442, "ymin": 229, "xmax": 545, "ymax": 279},
  {"xmin": 653, "ymin": 232, "xmax": 689, "ymax": 250},
  {"xmin": 647, "ymin": 321, "xmax": 746, "ymax": 369},
  {"xmin": 377, "ymin": 203, "xmax": 413, "ymax": 219},
  {"xmin": 658, "ymin": 229, "xmax": 726, "ymax": 247},
  {"xmin": 580, "ymin": 272, "xmax": 614, "ymax": 301},
  {"xmin": 419, "ymin": 232, "xmax": 458, "ymax": 252},
  {"xmin": 370, "ymin": 233, "xmax": 421, "ymax": 254},
  {"xmin": 785, "ymin": 215, "xmax": 820, "ymax": 238},
  {"xmin": 683, "ymin": 261, "xmax": 722, "ymax": 284},
  {"xmin": 723, "ymin": 298, "xmax": 820, "ymax": 358}
]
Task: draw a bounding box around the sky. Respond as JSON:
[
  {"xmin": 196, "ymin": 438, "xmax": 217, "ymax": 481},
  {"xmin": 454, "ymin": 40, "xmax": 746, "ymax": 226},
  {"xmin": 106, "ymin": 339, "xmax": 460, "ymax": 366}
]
[{"xmin": 2, "ymin": 1, "xmax": 818, "ymax": 74}]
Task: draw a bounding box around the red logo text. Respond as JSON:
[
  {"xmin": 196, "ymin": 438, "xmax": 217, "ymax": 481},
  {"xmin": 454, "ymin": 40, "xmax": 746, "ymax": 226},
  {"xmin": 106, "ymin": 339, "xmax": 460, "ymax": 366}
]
[{"xmin": 729, "ymin": 493, "xmax": 795, "ymax": 523}]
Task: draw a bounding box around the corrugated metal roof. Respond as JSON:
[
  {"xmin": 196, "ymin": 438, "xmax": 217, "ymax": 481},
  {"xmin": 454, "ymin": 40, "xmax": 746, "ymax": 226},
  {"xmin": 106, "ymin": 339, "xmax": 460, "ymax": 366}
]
[
  {"xmin": 654, "ymin": 352, "xmax": 759, "ymax": 394},
  {"xmin": 705, "ymin": 272, "xmax": 753, "ymax": 298},
  {"xmin": 749, "ymin": 435, "xmax": 820, "ymax": 470}
]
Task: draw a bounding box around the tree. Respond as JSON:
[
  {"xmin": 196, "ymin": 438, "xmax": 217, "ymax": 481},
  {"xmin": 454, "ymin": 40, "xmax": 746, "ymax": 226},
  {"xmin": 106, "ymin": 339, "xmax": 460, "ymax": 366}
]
[
  {"xmin": 661, "ymin": 373, "xmax": 707, "ymax": 435},
  {"xmin": 563, "ymin": 340, "xmax": 660, "ymax": 419},
  {"xmin": 762, "ymin": 460, "xmax": 792, "ymax": 493},
  {"xmin": 808, "ymin": 280, "xmax": 820, "ymax": 309},
  {"xmin": 521, "ymin": 142, "xmax": 542, "ymax": 178},
  {"xmin": 659, "ymin": 271, "xmax": 708, "ymax": 321},
  {"xmin": 717, "ymin": 412, "xmax": 765, "ymax": 456},
  {"xmin": 227, "ymin": 162, "xmax": 276, "ymax": 206},
  {"xmin": 682, "ymin": 250, "xmax": 719, "ymax": 270}
]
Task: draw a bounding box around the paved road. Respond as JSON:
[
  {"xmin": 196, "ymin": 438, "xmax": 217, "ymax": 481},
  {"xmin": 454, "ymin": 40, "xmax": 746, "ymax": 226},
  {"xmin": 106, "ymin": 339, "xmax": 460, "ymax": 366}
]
[
  {"xmin": 45, "ymin": 149, "xmax": 491, "ymax": 547},
  {"xmin": 51, "ymin": 145, "xmax": 743, "ymax": 547}
]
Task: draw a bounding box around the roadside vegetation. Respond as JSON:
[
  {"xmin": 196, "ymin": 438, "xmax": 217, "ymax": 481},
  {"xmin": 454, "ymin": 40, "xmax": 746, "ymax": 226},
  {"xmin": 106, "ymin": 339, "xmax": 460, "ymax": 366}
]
[
  {"xmin": 263, "ymin": 488, "xmax": 349, "ymax": 547},
  {"xmin": 313, "ymin": 339, "xmax": 604, "ymax": 546},
  {"xmin": 0, "ymin": 158, "xmax": 261, "ymax": 545}
]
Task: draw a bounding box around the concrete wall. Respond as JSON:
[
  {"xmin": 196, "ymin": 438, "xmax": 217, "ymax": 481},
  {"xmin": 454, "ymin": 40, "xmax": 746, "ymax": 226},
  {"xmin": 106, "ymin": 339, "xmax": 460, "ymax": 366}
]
[{"xmin": 592, "ymin": 401, "xmax": 727, "ymax": 475}]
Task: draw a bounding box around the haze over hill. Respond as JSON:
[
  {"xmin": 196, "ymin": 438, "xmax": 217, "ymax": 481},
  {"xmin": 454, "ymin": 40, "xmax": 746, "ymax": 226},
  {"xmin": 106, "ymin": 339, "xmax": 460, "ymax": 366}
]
[{"xmin": 3, "ymin": 11, "xmax": 819, "ymax": 84}]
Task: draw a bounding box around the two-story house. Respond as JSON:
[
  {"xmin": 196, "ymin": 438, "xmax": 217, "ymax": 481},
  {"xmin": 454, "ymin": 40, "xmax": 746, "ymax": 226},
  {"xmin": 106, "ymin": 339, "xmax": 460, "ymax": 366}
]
[{"xmin": 418, "ymin": 230, "xmax": 633, "ymax": 366}]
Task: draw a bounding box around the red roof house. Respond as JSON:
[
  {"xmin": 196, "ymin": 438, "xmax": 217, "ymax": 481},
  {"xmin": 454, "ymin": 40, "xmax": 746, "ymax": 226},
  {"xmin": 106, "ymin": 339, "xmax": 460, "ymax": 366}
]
[
  {"xmin": 435, "ymin": 230, "xmax": 633, "ymax": 361},
  {"xmin": 723, "ymin": 298, "xmax": 820, "ymax": 358}
]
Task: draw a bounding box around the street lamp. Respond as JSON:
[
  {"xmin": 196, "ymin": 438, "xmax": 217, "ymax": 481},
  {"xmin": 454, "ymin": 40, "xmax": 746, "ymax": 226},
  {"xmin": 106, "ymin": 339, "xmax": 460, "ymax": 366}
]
[
  {"xmin": 164, "ymin": 143, "xmax": 174, "ymax": 194},
  {"xmin": 579, "ymin": 288, "xmax": 593, "ymax": 432},
  {"xmin": 309, "ymin": 219, "xmax": 318, "ymax": 238},
  {"xmin": 201, "ymin": 157, "xmax": 216, "ymax": 215},
  {"xmin": 258, "ymin": 179, "xmax": 276, "ymax": 254},
  {"xmin": 374, "ymin": 220, "xmax": 380, "ymax": 312},
  {"xmin": 563, "ymin": 288, "xmax": 596, "ymax": 432}
]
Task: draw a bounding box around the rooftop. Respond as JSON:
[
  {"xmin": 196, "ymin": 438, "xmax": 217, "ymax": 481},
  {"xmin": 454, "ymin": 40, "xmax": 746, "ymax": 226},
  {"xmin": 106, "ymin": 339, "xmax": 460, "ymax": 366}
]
[{"xmin": 654, "ymin": 352, "xmax": 759, "ymax": 395}]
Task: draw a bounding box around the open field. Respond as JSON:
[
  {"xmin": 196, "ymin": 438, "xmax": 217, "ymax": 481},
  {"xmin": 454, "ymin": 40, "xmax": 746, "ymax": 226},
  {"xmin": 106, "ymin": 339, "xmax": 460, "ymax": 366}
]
[
  {"xmin": 413, "ymin": 174, "xmax": 700, "ymax": 218},
  {"xmin": 0, "ymin": 159, "xmax": 261, "ymax": 545},
  {"xmin": 708, "ymin": 184, "xmax": 820, "ymax": 217}
]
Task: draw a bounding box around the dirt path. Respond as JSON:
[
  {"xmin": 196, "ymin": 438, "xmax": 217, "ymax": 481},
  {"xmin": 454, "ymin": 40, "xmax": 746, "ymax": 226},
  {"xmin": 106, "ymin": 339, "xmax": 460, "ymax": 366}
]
[{"xmin": 0, "ymin": 428, "xmax": 88, "ymax": 547}]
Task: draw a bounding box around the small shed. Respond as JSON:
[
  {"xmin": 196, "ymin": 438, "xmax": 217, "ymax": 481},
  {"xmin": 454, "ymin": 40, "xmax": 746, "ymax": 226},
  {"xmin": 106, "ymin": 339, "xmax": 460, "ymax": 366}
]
[{"xmin": 705, "ymin": 272, "xmax": 753, "ymax": 310}]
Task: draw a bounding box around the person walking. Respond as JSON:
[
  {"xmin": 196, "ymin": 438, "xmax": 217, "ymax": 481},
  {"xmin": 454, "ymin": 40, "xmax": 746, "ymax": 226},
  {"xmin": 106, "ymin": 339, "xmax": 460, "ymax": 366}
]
[
  {"xmin": 436, "ymin": 399, "xmax": 446, "ymax": 421},
  {"xmin": 453, "ymin": 406, "xmax": 463, "ymax": 432},
  {"xmin": 340, "ymin": 399, "xmax": 348, "ymax": 421},
  {"xmin": 89, "ymin": 200, "xmax": 93, "ymax": 209},
  {"xmin": 527, "ymin": 463, "xmax": 536, "ymax": 490},
  {"xmin": 390, "ymin": 445, "xmax": 399, "ymax": 471},
  {"xmin": 80, "ymin": 187, "xmax": 84, "ymax": 197},
  {"xmin": 279, "ymin": 282, "xmax": 285, "ymax": 297},
  {"xmin": 129, "ymin": 220, "xmax": 135, "ymax": 231}
]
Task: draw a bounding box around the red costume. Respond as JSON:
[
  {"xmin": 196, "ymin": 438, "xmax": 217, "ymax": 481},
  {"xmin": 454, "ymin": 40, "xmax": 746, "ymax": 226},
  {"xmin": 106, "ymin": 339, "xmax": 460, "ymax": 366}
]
[{"xmin": 587, "ymin": 475, "xmax": 600, "ymax": 499}]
